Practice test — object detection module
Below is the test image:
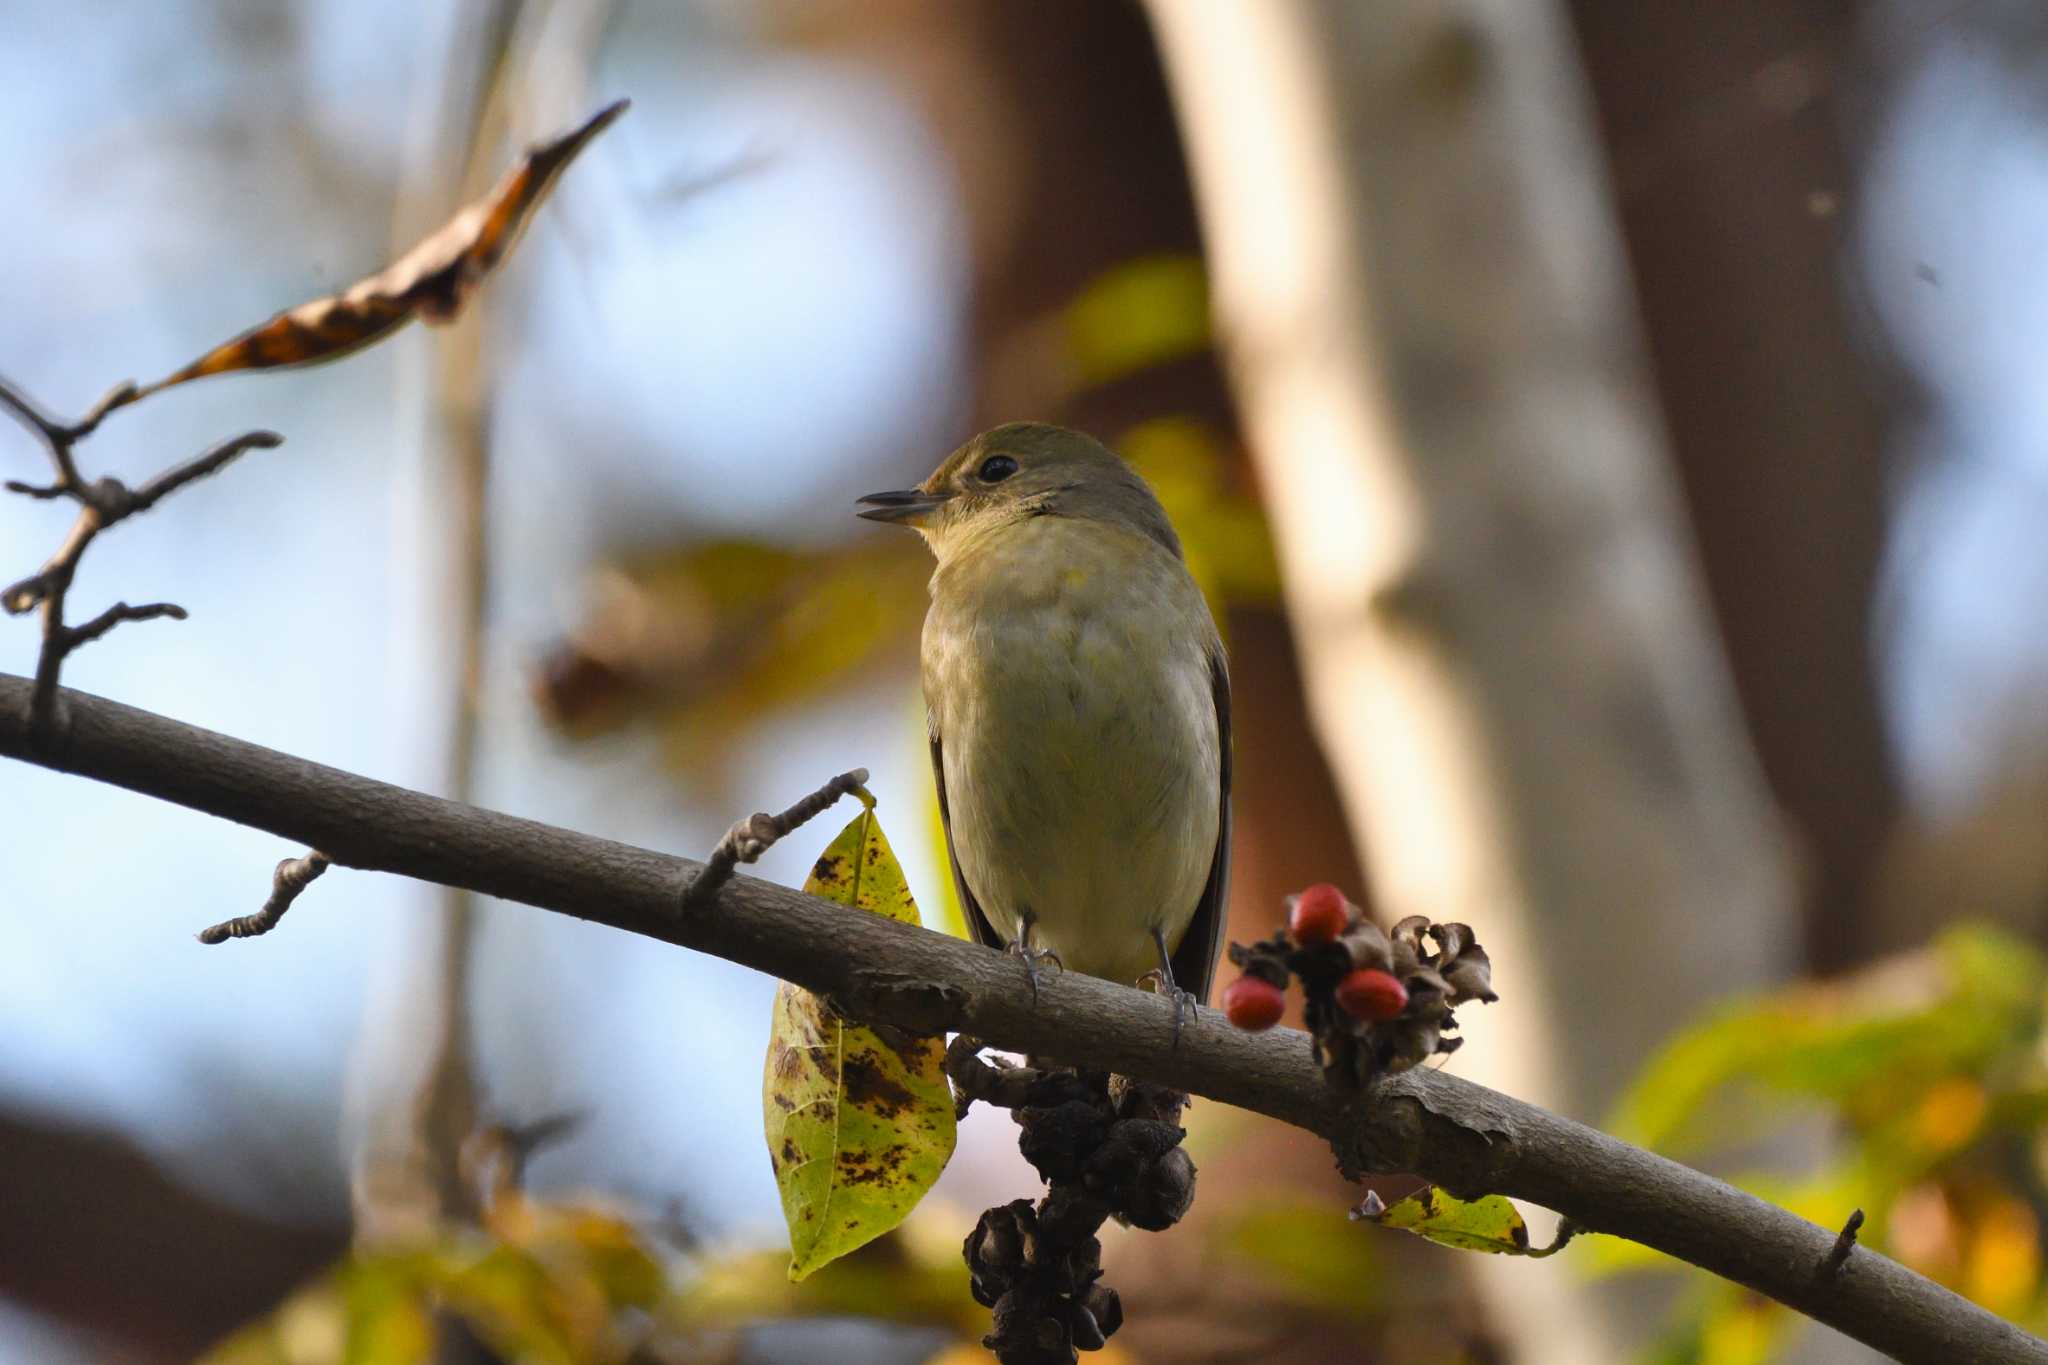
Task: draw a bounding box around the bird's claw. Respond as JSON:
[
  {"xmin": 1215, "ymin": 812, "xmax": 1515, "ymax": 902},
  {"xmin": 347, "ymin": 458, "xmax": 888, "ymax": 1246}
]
[
  {"xmin": 1139, "ymin": 969, "xmax": 1199, "ymax": 1048},
  {"xmin": 1007, "ymin": 939, "xmax": 1063, "ymax": 1004}
]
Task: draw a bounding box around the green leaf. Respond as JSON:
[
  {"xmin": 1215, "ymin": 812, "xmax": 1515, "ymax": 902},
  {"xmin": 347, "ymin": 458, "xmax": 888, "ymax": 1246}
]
[
  {"xmin": 1355, "ymin": 1187, "xmax": 1571, "ymax": 1257},
  {"xmin": 1609, "ymin": 922, "xmax": 2048, "ymax": 1156},
  {"xmin": 764, "ymin": 804, "xmax": 957, "ymax": 1280}
]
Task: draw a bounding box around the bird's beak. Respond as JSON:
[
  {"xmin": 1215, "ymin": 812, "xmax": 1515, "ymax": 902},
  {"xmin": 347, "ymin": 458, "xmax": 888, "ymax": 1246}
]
[{"xmin": 856, "ymin": 487, "xmax": 950, "ymax": 526}]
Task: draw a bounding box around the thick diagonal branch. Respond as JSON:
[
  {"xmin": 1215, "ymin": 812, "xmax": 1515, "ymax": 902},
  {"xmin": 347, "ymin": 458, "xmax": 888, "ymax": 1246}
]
[{"xmin": 0, "ymin": 672, "xmax": 2040, "ymax": 1365}]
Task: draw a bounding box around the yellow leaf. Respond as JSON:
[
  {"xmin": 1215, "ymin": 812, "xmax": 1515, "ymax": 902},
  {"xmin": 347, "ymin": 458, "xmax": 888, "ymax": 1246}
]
[
  {"xmin": 1913, "ymin": 1076, "xmax": 1988, "ymax": 1157},
  {"xmin": 1357, "ymin": 1187, "xmax": 1551, "ymax": 1256},
  {"xmin": 764, "ymin": 805, "xmax": 957, "ymax": 1280},
  {"xmin": 1064, "ymin": 254, "xmax": 1211, "ymax": 388},
  {"xmin": 1695, "ymin": 1294, "xmax": 1784, "ymax": 1365},
  {"xmin": 1964, "ymin": 1194, "xmax": 2040, "ymax": 1317},
  {"xmin": 1118, "ymin": 417, "xmax": 1280, "ymax": 618}
]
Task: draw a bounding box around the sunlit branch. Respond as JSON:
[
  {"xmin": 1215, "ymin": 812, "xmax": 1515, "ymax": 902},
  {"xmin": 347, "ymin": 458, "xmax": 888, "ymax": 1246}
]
[{"xmin": 1, "ymin": 672, "xmax": 2040, "ymax": 1365}]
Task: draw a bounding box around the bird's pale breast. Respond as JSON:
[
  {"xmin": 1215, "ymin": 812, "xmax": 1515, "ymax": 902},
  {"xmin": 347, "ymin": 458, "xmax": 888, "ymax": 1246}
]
[{"xmin": 923, "ymin": 519, "xmax": 1221, "ymax": 986}]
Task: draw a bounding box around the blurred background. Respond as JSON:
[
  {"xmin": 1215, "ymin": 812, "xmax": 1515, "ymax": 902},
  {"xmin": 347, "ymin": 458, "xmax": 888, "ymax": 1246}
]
[{"xmin": 4, "ymin": 1, "xmax": 2048, "ymax": 1361}]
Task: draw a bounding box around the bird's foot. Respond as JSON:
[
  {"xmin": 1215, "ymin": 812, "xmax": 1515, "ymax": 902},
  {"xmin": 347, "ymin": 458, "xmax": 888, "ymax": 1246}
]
[
  {"xmin": 1139, "ymin": 969, "xmax": 1199, "ymax": 1048},
  {"xmin": 1006, "ymin": 939, "xmax": 1063, "ymax": 1004}
]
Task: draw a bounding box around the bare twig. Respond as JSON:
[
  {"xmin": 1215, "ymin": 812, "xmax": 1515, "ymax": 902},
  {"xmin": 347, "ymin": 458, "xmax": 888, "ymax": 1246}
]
[
  {"xmin": 67, "ymin": 602, "xmax": 189, "ymax": 647},
  {"xmin": 198, "ymin": 851, "xmax": 332, "ymax": 945},
  {"xmin": 2, "ymin": 675, "xmax": 2042, "ymax": 1365},
  {"xmin": 0, "ymin": 376, "xmax": 136, "ymax": 475},
  {"xmin": 1528, "ymin": 1217, "xmax": 1584, "ymax": 1259},
  {"xmin": 127, "ymin": 431, "xmax": 287, "ymax": 512},
  {"xmin": 1819, "ymin": 1207, "xmax": 1865, "ymax": 1280},
  {"xmin": 679, "ymin": 766, "xmax": 873, "ymax": 912},
  {"xmin": 0, "ymin": 377, "xmax": 283, "ymax": 732}
]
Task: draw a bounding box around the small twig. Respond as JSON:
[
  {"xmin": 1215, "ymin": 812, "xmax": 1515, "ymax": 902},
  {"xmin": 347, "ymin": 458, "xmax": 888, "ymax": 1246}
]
[
  {"xmin": 128, "ymin": 430, "xmax": 285, "ymax": 512},
  {"xmin": 197, "ymin": 851, "xmax": 331, "ymax": 944},
  {"xmin": 1818, "ymin": 1208, "xmax": 1865, "ymax": 1280},
  {"xmin": 1, "ymin": 374, "xmax": 284, "ymax": 734},
  {"xmin": 679, "ymin": 767, "xmax": 872, "ymax": 912},
  {"xmin": 1528, "ymin": 1216, "xmax": 1584, "ymax": 1259},
  {"xmin": 66, "ymin": 601, "xmax": 188, "ymax": 648}
]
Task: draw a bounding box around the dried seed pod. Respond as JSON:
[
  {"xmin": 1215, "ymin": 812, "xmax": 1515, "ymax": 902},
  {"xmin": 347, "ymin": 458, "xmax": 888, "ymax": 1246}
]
[
  {"xmin": 1071, "ymin": 1302, "xmax": 1107, "ymax": 1351},
  {"xmin": 1123, "ymin": 1144, "xmax": 1198, "ymax": 1231},
  {"xmin": 1442, "ymin": 942, "xmax": 1498, "ymax": 1004},
  {"xmin": 1389, "ymin": 914, "xmax": 1432, "ymax": 953},
  {"xmin": 1083, "ymin": 1283, "xmax": 1123, "ymax": 1339},
  {"xmin": 1339, "ymin": 919, "xmax": 1393, "ymax": 973},
  {"xmin": 1228, "ymin": 893, "xmax": 1501, "ymax": 1090},
  {"xmin": 953, "ymin": 1060, "xmax": 1182, "ymax": 1360},
  {"xmin": 1430, "ymin": 921, "xmax": 1476, "ymax": 959}
]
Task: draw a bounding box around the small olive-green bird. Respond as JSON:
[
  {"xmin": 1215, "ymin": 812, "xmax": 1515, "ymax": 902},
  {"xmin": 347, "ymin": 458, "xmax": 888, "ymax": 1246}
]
[{"xmin": 858, "ymin": 422, "xmax": 1230, "ymax": 1020}]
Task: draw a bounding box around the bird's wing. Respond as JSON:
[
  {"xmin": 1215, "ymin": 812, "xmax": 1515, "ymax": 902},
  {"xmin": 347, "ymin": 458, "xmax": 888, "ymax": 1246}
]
[
  {"xmin": 929, "ymin": 730, "xmax": 1007, "ymax": 954},
  {"xmin": 1169, "ymin": 645, "xmax": 1232, "ymax": 1006}
]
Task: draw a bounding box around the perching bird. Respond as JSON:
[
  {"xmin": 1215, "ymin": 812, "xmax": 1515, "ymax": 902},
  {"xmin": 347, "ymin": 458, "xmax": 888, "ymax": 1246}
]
[{"xmin": 858, "ymin": 422, "xmax": 1230, "ymax": 1021}]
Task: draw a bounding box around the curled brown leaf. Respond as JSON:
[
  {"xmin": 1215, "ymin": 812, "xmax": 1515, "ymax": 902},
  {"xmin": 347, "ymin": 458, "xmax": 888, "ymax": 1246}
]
[{"xmin": 107, "ymin": 99, "xmax": 630, "ymax": 412}]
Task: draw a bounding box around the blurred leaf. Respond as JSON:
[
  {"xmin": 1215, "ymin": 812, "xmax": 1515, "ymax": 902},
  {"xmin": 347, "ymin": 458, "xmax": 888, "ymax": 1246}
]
[
  {"xmin": 1610, "ymin": 924, "xmax": 2048, "ymax": 1156},
  {"xmin": 1608, "ymin": 923, "xmax": 2048, "ymax": 1359},
  {"xmin": 1119, "ymin": 416, "xmax": 1280, "ymax": 619},
  {"xmin": 676, "ymin": 1222, "xmax": 980, "ymax": 1335},
  {"xmin": 439, "ymin": 1243, "xmax": 587, "ymax": 1362},
  {"xmin": 1064, "ymin": 254, "xmax": 1211, "ymax": 388},
  {"xmin": 111, "ymin": 101, "xmax": 627, "ymax": 414},
  {"xmin": 535, "ymin": 539, "xmax": 927, "ymax": 791},
  {"xmin": 200, "ymin": 1197, "xmax": 673, "ymax": 1365},
  {"xmin": 1215, "ymin": 1198, "xmax": 1385, "ymax": 1313},
  {"xmin": 1964, "ymin": 1192, "xmax": 2041, "ymax": 1316},
  {"xmin": 342, "ymin": 1257, "xmax": 438, "ymax": 1365},
  {"xmin": 1354, "ymin": 1187, "xmax": 1564, "ymax": 1257},
  {"xmin": 1645, "ymin": 1286, "xmax": 1791, "ymax": 1365},
  {"xmin": 764, "ymin": 803, "xmax": 957, "ymax": 1280}
]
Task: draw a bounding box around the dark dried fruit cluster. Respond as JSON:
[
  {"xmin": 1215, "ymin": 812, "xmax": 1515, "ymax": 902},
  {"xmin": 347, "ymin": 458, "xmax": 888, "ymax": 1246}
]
[
  {"xmin": 947, "ymin": 1039, "xmax": 1195, "ymax": 1364},
  {"xmin": 1224, "ymin": 883, "xmax": 1499, "ymax": 1086}
]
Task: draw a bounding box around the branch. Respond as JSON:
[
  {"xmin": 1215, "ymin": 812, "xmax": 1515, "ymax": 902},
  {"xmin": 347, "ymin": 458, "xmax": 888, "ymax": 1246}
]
[
  {"xmin": 680, "ymin": 766, "xmax": 873, "ymax": 911},
  {"xmin": 0, "ymin": 380, "xmax": 282, "ymax": 732},
  {"xmin": 198, "ymin": 851, "xmax": 332, "ymax": 944},
  {"xmin": 1, "ymin": 673, "xmax": 2041, "ymax": 1365}
]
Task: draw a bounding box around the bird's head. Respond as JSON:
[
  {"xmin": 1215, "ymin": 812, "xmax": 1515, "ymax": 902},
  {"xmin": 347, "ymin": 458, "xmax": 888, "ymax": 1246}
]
[{"xmin": 857, "ymin": 422, "xmax": 1180, "ymax": 562}]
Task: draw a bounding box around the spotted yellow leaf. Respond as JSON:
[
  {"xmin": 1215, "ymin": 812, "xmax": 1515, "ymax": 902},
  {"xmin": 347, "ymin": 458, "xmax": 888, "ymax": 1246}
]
[
  {"xmin": 764, "ymin": 802, "xmax": 957, "ymax": 1280},
  {"xmin": 1357, "ymin": 1187, "xmax": 1572, "ymax": 1258}
]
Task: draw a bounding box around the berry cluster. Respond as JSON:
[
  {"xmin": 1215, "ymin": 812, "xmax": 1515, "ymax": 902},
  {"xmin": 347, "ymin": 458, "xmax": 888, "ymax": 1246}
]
[
  {"xmin": 1221, "ymin": 884, "xmax": 1499, "ymax": 1086},
  {"xmin": 948, "ymin": 1041, "xmax": 1194, "ymax": 1364}
]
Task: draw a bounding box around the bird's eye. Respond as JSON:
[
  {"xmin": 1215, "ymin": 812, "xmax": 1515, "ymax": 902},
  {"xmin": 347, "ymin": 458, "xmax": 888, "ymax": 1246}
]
[{"xmin": 977, "ymin": 455, "xmax": 1019, "ymax": 484}]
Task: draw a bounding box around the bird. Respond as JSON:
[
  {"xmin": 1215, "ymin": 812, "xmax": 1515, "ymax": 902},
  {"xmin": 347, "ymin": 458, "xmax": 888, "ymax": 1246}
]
[{"xmin": 857, "ymin": 422, "xmax": 1230, "ymax": 1026}]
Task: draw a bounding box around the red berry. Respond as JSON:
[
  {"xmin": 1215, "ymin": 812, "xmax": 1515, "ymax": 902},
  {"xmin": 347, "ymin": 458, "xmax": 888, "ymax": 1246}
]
[
  {"xmin": 1222, "ymin": 975, "xmax": 1287, "ymax": 1031},
  {"xmin": 1289, "ymin": 883, "xmax": 1350, "ymax": 945},
  {"xmin": 1336, "ymin": 968, "xmax": 1408, "ymax": 1021}
]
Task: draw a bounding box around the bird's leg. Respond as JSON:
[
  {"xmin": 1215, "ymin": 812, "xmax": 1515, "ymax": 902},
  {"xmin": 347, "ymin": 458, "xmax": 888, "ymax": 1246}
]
[
  {"xmin": 1139, "ymin": 928, "xmax": 1198, "ymax": 1047},
  {"xmin": 1005, "ymin": 907, "xmax": 1063, "ymax": 1005}
]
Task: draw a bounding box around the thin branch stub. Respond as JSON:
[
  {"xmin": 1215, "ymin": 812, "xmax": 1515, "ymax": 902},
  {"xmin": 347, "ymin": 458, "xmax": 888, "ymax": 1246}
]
[
  {"xmin": 679, "ymin": 767, "xmax": 872, "ymax": 912},
  {"xmin": 1819, "ymin": 1207, "xmax": 1865, "ymax": 1280},
  {"xmin": 198, "ymin": 851, "xmax": 332, "ymax": 944}
]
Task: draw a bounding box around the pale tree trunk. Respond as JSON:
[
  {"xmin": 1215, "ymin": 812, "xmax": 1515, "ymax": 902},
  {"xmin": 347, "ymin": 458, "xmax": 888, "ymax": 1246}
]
[
  {"xmin": 351, "ymin": 0, "xmax": 614, "ymax": 1246},
  {"xmin": 1147, "ymin": 2, "xmax": 1802, "ymax": 1358}
]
